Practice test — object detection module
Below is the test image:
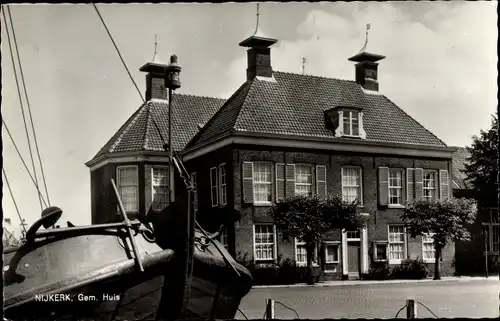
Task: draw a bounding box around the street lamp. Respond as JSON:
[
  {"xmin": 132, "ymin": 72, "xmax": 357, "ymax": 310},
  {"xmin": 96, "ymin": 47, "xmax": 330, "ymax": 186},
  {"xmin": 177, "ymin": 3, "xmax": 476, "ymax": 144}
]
[{"xmin": 165, "ymin": 54, "xmax": 182, "ymax": 208}]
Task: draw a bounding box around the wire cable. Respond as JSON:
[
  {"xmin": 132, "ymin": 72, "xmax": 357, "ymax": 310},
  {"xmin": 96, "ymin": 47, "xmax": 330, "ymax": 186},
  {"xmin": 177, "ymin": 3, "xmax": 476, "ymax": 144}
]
[
  {"xmin": 416, "ymin": 301, "xmax": 439, "ymax": 318},
  {"xmin": 274, "ymin": 301, "xmax": 300, "ymax": 319},
  {"xmin": 92, "ymin": 3, "xmax": 145, "ymax": 103},
  {"xmin": 2, "ymin": 168, "xmax": 28, "ymax": 236},
  {"xmin": 237, "ymin": 307, "xmax": 249, "ymax": 320},
  {"xmin": 2, "ymin": 118, "xmax": 48, "ymax": 207},
  {"xmin": 1, "ymin": 7, "xmax": 43, "ymax": 211},
  {"xmin": 6, "ymin": 5, "xmax": 51, "ymax": 206},
  {"xmin": 394, "ymin": 303, "xmax": 407, "ymax": 318}
]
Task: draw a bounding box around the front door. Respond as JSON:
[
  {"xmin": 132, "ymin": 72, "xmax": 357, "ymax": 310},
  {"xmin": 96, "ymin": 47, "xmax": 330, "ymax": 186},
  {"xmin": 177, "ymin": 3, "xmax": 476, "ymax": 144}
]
[{"xmin": 348, "ymin": 243, "xmax": 360, "ymax": 276}]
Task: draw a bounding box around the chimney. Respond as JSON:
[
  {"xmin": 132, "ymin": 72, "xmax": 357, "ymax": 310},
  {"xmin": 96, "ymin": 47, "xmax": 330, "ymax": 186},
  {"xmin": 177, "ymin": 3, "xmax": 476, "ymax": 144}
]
[
  {"xmin": 348, "ymin": 52, "xmax": 385, "ymax": 91},
  {"xmin": 139, "ymin": 60, "xmax": 168, "ymax": 101},
  {"xmin": 239, "ymin": 4, "xmax": 277, "ymax": 81}
]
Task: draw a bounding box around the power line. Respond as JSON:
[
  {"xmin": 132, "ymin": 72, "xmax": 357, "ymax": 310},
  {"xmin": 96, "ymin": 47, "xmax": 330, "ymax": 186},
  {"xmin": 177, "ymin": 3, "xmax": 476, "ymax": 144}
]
[
  {"xmin": 2, "ymin": 118, "xmax": 48, "ymax": 208},
  {"xmin": 92, "ymin": 3, "xmax": 145, "ymax": 103},
  {"xmin": 2, "ymin": 168, "xmax": 28, "ymax": 236},
  {"xmin": 7, "ymin": 5, "xmax": 51, "ymax": 206},
  {"xmin": 2, "ymin": 7, "xmax": 43, "ymax": 211}
]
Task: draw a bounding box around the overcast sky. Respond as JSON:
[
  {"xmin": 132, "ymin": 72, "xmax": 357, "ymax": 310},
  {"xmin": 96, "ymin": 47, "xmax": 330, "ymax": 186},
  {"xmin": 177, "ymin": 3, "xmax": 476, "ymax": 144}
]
[{"xmin": 1, "ymin": 2, "xmax": 497, "ymax": 236}]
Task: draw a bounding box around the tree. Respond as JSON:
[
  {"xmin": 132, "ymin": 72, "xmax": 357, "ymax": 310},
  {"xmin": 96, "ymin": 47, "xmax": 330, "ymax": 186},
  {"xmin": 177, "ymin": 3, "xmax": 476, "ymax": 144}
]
[
  {"xmin": 463, "ymin": 112, "xmax": 498, "ymax": 206},
  {"xmin": 270, "ymin": 195, "xmax": 366, "ymax": 284},
  {"xmin": 402, "ymin": 197, "xmax": 477, "ymax": 280}
]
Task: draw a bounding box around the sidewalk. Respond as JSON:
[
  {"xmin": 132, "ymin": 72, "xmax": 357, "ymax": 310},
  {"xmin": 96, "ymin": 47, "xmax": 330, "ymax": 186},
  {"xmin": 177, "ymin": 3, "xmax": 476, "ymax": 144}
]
[{"xmin": 253, "ymin": 275, "xmax": 499, "ymax": 289}]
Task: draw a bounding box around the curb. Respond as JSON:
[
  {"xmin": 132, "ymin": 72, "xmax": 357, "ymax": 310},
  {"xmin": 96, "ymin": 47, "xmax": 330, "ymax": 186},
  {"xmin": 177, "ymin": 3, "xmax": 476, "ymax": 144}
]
[{"xmin": 252, "ymin": 277, "xmax": 499, "ymax": 289}]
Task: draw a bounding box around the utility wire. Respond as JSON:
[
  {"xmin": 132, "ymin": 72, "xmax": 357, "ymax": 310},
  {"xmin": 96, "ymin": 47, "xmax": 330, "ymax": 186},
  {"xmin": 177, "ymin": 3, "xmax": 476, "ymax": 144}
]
[
  {"xmin": 394, "ymin": 303, "xmax": 407, "ymax": 318},
  {"xmin": 92, "ymin": 3, "xmax": 145, "ymax": 103},
  {"xmin": 416, "ymin": 301, "xmax": 438, "ymax": 318},
  {"xmin": 3, "ymin": 168, "xmax": 28, "ymax": 236},
  {"xmin": 237, "ymin": 307, "xmax": 249, "ymax": 320},
  {"xmin": 2, "ymin": 118, "xmax": 48, "ymax": 208},
  {"xmin": 7, "ymin": 5, "xmax": 51, "ymax": 206},
  {"xmin": 2, "ymin": 7, "xmax": 43, "ymax": 211}
]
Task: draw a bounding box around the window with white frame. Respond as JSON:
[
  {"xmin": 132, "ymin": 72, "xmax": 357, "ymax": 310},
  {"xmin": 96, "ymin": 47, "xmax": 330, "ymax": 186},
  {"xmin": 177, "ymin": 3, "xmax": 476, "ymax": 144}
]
[
  {"xmin": 295, "ymin": 165, "xmax": 313, "ymax": 197},
  {"xmin": 253, "ymin": 163, "xmax": 273, "ymax": 203},
  {"xmin": 342, "ymin": 110, "xmax": 360, "ymax": 136},
  {"xmin": 151, "ymin": 167, "xmax": 169, "ymax": 210},
  {"xmin": 389, "ymin": 169, "xmax": 405, "ymax": 206},
  {"xmin": 219, "ymin": 164, "xmax": 227, "ymax": 206},
  {"xmin": 388, "ymin": 225, "xmax": 406, "ymax": 262},
  {"xmin": 210, "ymin": 167, "xmax": 218, "ymax": 207},
  {"xmin": 324, "ymin": 243, "xmax": 340, "ymax": 263},
  {"xmin": 190, "ymin": 172, "xmax": 198, "ymax": 213},
  {"xmin": 342, "ymin": 167, "xmax": 362, "ymax": 204},
  {"xmin": 346, "ymin": 230, "xmax": 360, "ymax": 240},
  {"xmin": 117, "ymin": 166, "xmax": 139, "ymax": 212},
  {"xmin": 295, "ymin": 239, "xmax": 318, "ymax": 265},
  {"xmin": 423, "ymin": 170, "xmax": 437, "ymax": 199},
  {"xmin": 254, "ymin": 224, "xmax": 275, "ymax": 261},
  {"xmin": 422, "ymin": 233, "xmax": 436, "ymax": 261}
]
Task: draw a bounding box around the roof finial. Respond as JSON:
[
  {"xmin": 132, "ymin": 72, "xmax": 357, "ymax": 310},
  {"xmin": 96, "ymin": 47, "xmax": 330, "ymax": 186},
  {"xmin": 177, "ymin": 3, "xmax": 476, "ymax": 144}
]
[
  {"xmin": 359, "ymin": 23, "xmax": 371, "ymax": 53},
  {"xmin": 253, "ymin": 3, "xmax": 260, "ymax": 35},
  {"xmin": 152, "ymin": 34, "xmax": 158, "ymax": 62},
  {"xmin": 302, "ymin": 57, "xmax": 307, "ymax": 75}
]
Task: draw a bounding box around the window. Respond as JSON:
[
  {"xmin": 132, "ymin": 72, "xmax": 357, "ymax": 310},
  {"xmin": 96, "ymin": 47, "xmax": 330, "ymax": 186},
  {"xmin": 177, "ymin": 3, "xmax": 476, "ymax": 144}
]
[
  {"xmin": 117, "ymin": 166, "xmax": 139, "ymax": 212},
  {"xmin": 325, "ymin": 243, "xmax": 340, "ymax": 263},
  {"xmin": 295, "ymin": 165, "xmax": 313, "ymax": 197},
  {"xmin": 151, "ymin": 167, "xmax": 169, "ymax": 210},
  {"xmin": 210, "ymin": 167, "xmax": 218, "ymax": 207},
  {"xmin": 253, "ymin": 163, "xmax": 273, "ymax": 203},
  {"xmin": 482, "ymin": 223, "xmax": 500, "ymax": 253},
  {"xmin": 388, "ymin": 225, "xmax": 406, "ymax": 263},
  {"xmin": 422, "ymin": 233, "xmax": 435, "ymax": 261},
  {"xmin": 423, "ymin": 170, "xmax": 437, "ymax": 199},
  {"xmin": 342, "ymin": 167, "xmax": 362, "ymax": 204},
  {"xmin": 219, "ymin": 164, "xmax": 227, "ymax": 206},
  {"xmin": 373, "ymin": 242, "xmax": 388, "ymax": 262},
  {"xmin": 190, "ymin": 173, "xmax": 198, "ymax": 213},
  {"xmin": 346, "ymin": 230, "xmax": 360, "ymax": 240},
  {"xmin": 342, "ymin": 110, "xmax": 359, "ymax": 136},
  {"xmin": 253, "ymin": 224, "xmax": 276, "ymax": 261},
  {"xmin": 389, "ymin": 169, "xmax": 405, "ymax": 206},
  {"xmin": 295, "ymin": 239, "xmax": 318, "ymax": 266}
]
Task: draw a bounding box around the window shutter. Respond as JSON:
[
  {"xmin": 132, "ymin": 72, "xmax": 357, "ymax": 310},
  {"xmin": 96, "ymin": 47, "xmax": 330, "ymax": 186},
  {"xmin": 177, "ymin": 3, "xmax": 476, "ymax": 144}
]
[
  {"xmin": 276, "ymin": 163, "xmax": 285, "ymax": 201},
  {"xmin": 406, "ymin": 168, "xmax": 415, "ymax": 202},
  {"xmin": 285, "ymin": 164, "xmax": 296, "ymax": 197},
  {"xmin": 316, "ymin": 165, "xmax": 327, "ymax": 199},
  {"xmin": 414, "ymin": 168, "xmax": 424, "ymax": 199},
  {"xmin": 378, "ymin": 167, "xmax": 389, "ymax": 206},
  {"xmin": 242, "ymin": 162, "xmax": 254, "ymax": 204},
  {"xmin": 439, "ymin": 169, "xmax": 450, "ymax": 200}
]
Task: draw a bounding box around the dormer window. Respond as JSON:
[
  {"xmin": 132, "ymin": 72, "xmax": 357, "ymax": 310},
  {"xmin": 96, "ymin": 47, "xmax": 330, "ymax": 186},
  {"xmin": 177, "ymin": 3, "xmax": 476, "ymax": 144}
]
[{"xmin": 343, "ymin": 110, "xmax": 359, "ymax": 136}]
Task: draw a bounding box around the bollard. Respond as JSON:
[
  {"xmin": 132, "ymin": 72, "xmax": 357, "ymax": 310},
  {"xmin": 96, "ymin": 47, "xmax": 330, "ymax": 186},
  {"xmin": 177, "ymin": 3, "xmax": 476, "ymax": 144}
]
[
  {"xmin": 265, "ymin": 298, "xmax": 275, "ymax": 319},
  {"xmin": 406, "ymin": 299, "xmax": 417, "ymax": 319}
]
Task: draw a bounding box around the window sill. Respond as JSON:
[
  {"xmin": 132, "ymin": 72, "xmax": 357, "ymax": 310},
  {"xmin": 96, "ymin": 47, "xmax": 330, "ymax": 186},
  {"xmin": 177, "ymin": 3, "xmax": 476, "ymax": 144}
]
[
  {"xmin": 325, "ymin": 261, "xmax": 339, "ymax": 264},
  {"xmin": 374, "ymin": 259, "xmax": 388, "ymax": 263},
  {"xmin": 388, "ymin": 205, "xmax": 405, "ymax": 209},
  {"xmin": 388, "ymin": 259, "xmax": 404, "ymax": 265},
  {"xmin": 296, "ymin": 263, "xmax": 320, "ymax": 267},
  {"xmin": 423, "ymin": 259, "xmax": 435, "ymax": 264},
  {"xmin": 253, "ymin": 202, "xmax": 273, "ymax": 207}
]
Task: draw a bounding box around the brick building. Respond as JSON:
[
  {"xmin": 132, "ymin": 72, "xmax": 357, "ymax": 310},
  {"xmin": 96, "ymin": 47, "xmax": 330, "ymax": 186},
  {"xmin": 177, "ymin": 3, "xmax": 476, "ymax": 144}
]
[{"xmin": 86, "ymin": 28, "xmax": 458, "ymax": 279}]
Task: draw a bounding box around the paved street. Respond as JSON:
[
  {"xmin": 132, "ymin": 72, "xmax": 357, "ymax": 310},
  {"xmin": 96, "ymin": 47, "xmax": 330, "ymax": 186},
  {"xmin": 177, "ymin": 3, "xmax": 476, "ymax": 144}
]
[{"xmin": 236, "ymin": 279, "xmax": 500, "ymax": 319}]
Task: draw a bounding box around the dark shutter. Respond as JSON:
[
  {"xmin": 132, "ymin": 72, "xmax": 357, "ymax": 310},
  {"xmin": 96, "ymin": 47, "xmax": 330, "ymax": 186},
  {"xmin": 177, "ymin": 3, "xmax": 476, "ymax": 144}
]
[
  {"xmin": 242, "ymin": 162, "xmax": 254, "ymax": 204},
  {"xmin": 316, "ymin": 165, "xmax": 327, "ymax": 199},
  {"xmin": 285, "ymin": 164, "xmax": 296, "ymax": 197},
  {"xmin": 407, "ymin": 168, "xmax": 415, "ymax": 202},
  {"xmin": 378, "ymin": 167, "xmax": 389, "ymax": 206},
  {"xmin": 439, "ymin": 169, "xmax": 450, "ymax": 200},
  {"xmin": 276, "ymin": 163, "xmax": 285, "ymax": 201},
  {"xmin": 414, "ymin": 168, "xmax": 424, "ymax": 199}
]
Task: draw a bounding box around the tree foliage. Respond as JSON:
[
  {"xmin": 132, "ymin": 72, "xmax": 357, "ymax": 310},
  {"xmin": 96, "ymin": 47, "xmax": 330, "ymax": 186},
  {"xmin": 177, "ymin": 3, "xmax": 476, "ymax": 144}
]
[{"xmin": 463, "ymin": 112, "xmax": 498, "ymax": 205}]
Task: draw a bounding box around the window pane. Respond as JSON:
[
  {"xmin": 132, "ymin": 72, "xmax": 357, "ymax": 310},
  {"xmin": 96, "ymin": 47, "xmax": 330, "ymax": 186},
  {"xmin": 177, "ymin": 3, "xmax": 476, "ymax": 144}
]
[
  {"xmin": 343, "ymin": 117, "xmax": 351, "ymax": 135},
  {"xmin": 326, "ymin": 245, "xmax": 338, "ymax": 262},
  {"xmin": 254, "ymin": 225, "xmax": 274, "ymax": 260}
]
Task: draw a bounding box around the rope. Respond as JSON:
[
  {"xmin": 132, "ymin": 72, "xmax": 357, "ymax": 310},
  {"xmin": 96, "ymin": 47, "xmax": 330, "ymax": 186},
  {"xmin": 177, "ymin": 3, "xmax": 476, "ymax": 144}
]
[
  {"xmin": 394, "ymin": 303, "xmax": 407, "ymax": 318},
  {"xmin": 7, "ymin": 5, "xmax": 51, "ymax": 206},
  {"xmin": 237, "ymin": 307, "xmax": 249, "ymax": 320},
  {"xmin": 2, "ymin": 168, "xmax": 28, "ymax": 236},
  {"xmin": 416, "ymin": 301, "xmax": 439, "ymax": 318},
  {"xmin": 2, "ymin": 7, "xmax": 43, "ymax": 211},
  {"xmin": 92, "ymin": 3, "xmax": 145, "ymax": 103},
  {"xmin": 2, "ymin": 118, "xmax": 48, "ymax": 207},
  {"xmin": 261, "ymin": 300, "xmax": 301, "ymax": 319}
]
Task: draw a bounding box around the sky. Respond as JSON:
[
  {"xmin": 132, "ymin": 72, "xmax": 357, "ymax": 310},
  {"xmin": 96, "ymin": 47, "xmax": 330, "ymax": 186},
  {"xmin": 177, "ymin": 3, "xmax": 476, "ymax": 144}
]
[{"xmin": 1, "ymin": 2, "xmax": 497, "ymax": 237}]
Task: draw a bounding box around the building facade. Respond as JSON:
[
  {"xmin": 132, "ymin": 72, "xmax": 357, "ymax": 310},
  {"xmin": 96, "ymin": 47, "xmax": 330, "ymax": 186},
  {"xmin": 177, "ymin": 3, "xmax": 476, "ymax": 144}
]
[{"xmin": 86, "ymin": 26, "xmax": 458, "ymax": 279}]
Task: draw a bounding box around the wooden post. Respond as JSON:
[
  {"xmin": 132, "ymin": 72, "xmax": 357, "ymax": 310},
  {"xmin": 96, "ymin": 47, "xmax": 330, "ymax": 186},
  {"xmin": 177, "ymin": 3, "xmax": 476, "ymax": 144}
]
[
  {"xmin": 265, "ymin": 299, "xmax": 275, "ymax": 319},
  {"xmin": 406, "ymin": 299, "xmax": 417, "ymax": 319}
]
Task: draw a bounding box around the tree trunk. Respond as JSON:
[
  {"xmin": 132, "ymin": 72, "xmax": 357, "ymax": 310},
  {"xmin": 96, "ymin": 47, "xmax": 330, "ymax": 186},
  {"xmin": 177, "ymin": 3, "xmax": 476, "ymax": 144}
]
[
  {"xmin": 306, "ymin": 243, "xmax": 315, "ymax": 285},
  {"xmin": 434, "ymin": 245, "xmax": 442, "ymax": 280}
]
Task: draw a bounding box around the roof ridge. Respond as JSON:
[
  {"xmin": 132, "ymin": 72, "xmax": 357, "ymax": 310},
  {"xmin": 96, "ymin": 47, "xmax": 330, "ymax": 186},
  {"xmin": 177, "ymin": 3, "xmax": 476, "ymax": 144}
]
[
  {"xmin": 142, "ymin": 102, "xmax": 152, "ymax": 150},
  {"xmin": 109, "ymin": 102, "xmax": 150, "ymax": 153},
  {"xmin": 381, "ymin": 95, "xmax": 448, "ymax": 147},
  {"xmin": 233, "ymin": 79, "xmax": 259, "ymax": 129},
  {"xmin": 274, "ymin": 70, "xmax": 357, "ymax": 83},
  {"xmin": 166, "ymin": 92, "xmax": 227, "ymax": 101}
]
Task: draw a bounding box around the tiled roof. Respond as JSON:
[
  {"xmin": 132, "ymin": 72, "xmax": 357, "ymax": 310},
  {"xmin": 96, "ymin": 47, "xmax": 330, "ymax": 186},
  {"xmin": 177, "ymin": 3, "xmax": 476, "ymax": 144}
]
[
  {"xmin": 88, "ymin": 94, "xmax": 225, "ymax": 163},
  {"xmin": 188, "ymin": 71, "xmax": 447, "ymax": 149},
  {"xmin": 451, "ymin": 147, "xmax": 471, "ymax": 190}
]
